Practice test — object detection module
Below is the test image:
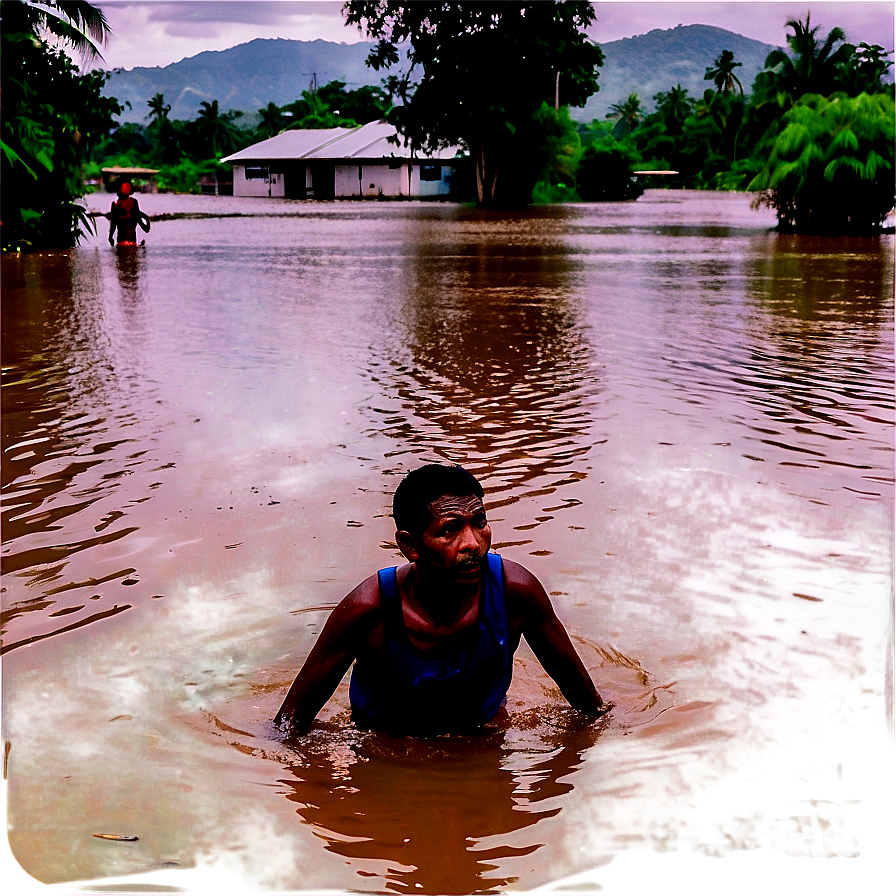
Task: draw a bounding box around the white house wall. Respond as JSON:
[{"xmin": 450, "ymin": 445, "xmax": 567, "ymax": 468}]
[
  {"xmin": 232, "ymin": 164, "xmax": 285, "ymax": 198},
  {"xmin": 232, "ymin": 160, "xmax": 454, "ymax": 199},
  {"xmin": 334, "ymin": 163, "xmax": 408, "ymax": 197}
]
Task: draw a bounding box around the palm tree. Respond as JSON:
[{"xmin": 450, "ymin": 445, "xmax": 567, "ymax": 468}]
[
  {"xmin": 757, "ymin": 13, "xmax": 853, "ymax": 104},
  {"xmin": 193, "ymin": 100, "xmax": 243, "ymax": 157},
  {"xmin": 654, "ymin": 85, "xmax": 693, "ymax": 136},
  {"xmin": 257, "ymin": 102, "xmax": 284, "ymax": 139},
  {"xmin": 21, "ymin": 0, "xmax": 110, "ymax": 60},
  {"xmin": 704, "ymin": 50, "xmax": 744, "ymax": 94},
  {"xmin": 835, "ymin": 42, "xmax": 895, "ymax": 96},
  {"xmin": 605, "ymin": 93, "xmax": 643, "ymax": 138},
  {"xmin": 147, "ymin": 93, "xmax": 171, "ymax": 124}
]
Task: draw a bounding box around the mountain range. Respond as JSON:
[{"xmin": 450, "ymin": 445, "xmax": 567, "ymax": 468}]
[{"xmin": 103, "ymin": 24, "xmax": 781, "ymax": 127}]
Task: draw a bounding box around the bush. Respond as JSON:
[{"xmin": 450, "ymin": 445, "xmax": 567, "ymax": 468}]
[
  {"xmin": 531, "ymin": 181, "xmax": 581, "ymax": 203},
  {"xmin": 748, "ymin": 92, "xmax": 895, "ymax": 232},
  {"xmin": 576, "ymin": 140, "xmax": 644, "ymax": 201}
]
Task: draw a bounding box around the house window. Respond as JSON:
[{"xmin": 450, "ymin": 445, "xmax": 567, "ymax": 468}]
[
  {"xmin": 420, "ymin": 163, "xmax": 442, "ymax": 181},
  {"xmin": 245, "ymin": 165, "xmax": 269, "ymax": 180}
]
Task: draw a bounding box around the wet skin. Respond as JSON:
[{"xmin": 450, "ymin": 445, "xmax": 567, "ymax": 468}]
[{"xmin": 274, "ymin": 491, "xmax": 612, "ymax": 731}]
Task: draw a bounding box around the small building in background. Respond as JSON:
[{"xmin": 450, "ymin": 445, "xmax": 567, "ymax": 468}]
[
  {"xmin": 221, "ymin": 120, "xmax": 461, "ymax": 199},
  {"xmin": 101, "ymin": 166, "xmax": 160, "ymax": 193}
]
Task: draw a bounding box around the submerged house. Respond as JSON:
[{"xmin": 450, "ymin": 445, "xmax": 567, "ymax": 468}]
[{"xmin": 221, "ymin": 120, "xmax": 462, "ymax": 200}]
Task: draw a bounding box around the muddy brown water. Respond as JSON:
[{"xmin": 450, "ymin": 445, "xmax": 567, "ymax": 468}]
[{"xmin": 2, "ymin": 191, "xmax": 893, "ymax": 893}]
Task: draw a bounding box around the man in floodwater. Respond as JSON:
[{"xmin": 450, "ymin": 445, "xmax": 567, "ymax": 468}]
[
  {"xmin": 275, "ymin": 463, "xmax": 611, "ymax": 735},
  {"xmin": 108, "ymin": 182, "xmax": 150, "ymax": 246}
]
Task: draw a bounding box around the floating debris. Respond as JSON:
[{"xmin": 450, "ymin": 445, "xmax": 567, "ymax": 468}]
[{"xmin": 93, "ymin": 833, "xmax": 139, "ymax": 842}]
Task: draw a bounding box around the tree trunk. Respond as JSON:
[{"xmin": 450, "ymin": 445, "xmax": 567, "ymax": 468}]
[{"xmin": 475, "ymin": 139, "xmax": 500, "ymax": 206}]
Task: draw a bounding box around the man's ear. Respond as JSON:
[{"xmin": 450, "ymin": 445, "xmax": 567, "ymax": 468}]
[{"xmin": 395, "ymin": 530, "xmax": 419, "ymax": 561}]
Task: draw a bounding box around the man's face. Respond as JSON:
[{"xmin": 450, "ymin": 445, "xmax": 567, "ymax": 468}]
[{"xmin": 414, "ymin": 493, "xmax": 492, "ymax": 589}]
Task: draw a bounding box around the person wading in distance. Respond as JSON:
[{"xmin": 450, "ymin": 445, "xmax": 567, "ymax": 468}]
[
  {"xmin": 108, "ymin": 182, "xmax": 150, "ymax": 246},
  {"xmin": 275, "ymin": 463, "xmax": 612, "ymax": 736}
]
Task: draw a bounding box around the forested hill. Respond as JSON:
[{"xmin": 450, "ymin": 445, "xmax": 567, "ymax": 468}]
[
  {"xmin": 582, "ymin": 24, "xmax": 779, "ymax": 119},
  {"xmin": 104, "ymin": 25, "xmax": 780, "ymax": 125}
]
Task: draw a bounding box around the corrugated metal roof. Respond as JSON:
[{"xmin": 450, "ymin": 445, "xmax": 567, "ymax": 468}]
[{"xmin": 222, "ymin": 120, "xmax": 461, "ymax": 163}]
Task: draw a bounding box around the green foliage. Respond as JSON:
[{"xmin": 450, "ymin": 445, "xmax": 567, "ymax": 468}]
[
  {"xmin": 705, "ymin": 49, "xmax": 744, "ymax": 94},
  {"xmin": 531, "ymin": 181, "xmax": 581, "ymax": 203},
  {"xmin": 344, "ymin": 1, "xmax": 603, "ymax": 206},
  {"xmin": 748, "ymin": 92, "xmax": 895, "ymax": 232},
  {"xmin": 606, "ymin": 93, "xmax": 643, "ymax": 139},
  {"xmin": 530, "ymin": 104, "xmax": 582, "ymax": 191},
  {"xmin": 281, "ymin": 80, "xmax": 388, "ymax": 131},
  {"xmin": 1, "ymin": 2, "xmax": 122, "ymax": 250},
  {"xmin": 257, "ymin": 102, "xmax": 286, "ymax": 139},
  {"xmin": 189, "ymin": 100, "xmax": 245, "ymax": 157},
  {"xmin": 752, "ymin": 14, "xmax": 854, "ymax": 112},
  {"xmin": 155, "ymin": 158, "xmax": 228, "ymax": 194},
  {"xmin": 576, "ymin": 138, "xmax": 644, "ymax": 201}
]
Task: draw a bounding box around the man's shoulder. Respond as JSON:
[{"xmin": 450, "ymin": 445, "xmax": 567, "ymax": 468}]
[
  {"xmin": 340, "ymin": 572, "xmax": 382, "ymax": 613},
  {"xmin": 500, "ymin": 557, "xmax": 549, "ymax": 606}
]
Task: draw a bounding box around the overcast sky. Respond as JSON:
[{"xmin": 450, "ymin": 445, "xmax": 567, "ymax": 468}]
[{"xmin": 91, "ymin": 1, "xmax": 894, "ymax": 71}]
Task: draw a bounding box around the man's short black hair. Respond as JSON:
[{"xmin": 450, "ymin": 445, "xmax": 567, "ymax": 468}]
[{"xmin": 393, "ymin": 464, "xmax": 485, "ymax": 535}]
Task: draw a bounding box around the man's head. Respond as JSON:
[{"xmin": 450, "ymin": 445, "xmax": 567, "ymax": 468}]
[
  {"xmin": 393, "ymin": 465, "xmax": 491, "ymax": 588},
  {"xmin": 118, "ymin": 182, "xmax": 132, "ymax": 197},
  {"xmin": 393, "ymin": 464, "xmax": 484, "ymax": 536}
]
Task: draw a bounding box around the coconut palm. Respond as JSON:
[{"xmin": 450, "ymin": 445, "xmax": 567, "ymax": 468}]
[
  {"xmin": 257, "ymin": 102, "xmax": 285, "ymax": 139},
  {"xmin": 21, "ymin": 0, "xmax": 110, "ymax": 60},
  {"xmin": 756, "ymin": 13, "xmax": 853, "ymax": 105},
  {"xmin": 147, "ymin": 93, "xmax": 171, "ymax": 124},
  {"xmin": 835, "ymin": 42, "xmax": 895, "ymax": 96},
  {"xmin": 704, "ymin": 50, "xmax": 744, "ymax": 95},
  {"xmin": 654, "ymin": 85, "xmax": 694, "ymax": 136},
  {"xmin": 605, "ymin": 93, "xmax": 643, "ymax": 138},
  {"xmin": 193, "ymin": 100, "xmax": 244, "ymax": 157}
]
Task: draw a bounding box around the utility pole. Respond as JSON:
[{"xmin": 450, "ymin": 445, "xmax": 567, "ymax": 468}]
[{"xmin": 555, "ymin": 71, "xmax": 560, "ymax": 110}]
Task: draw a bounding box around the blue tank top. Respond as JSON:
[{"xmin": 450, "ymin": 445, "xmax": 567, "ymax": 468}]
[{"xmin": 349, "ymin": 552, "xmax": 512, "ymax": 735}]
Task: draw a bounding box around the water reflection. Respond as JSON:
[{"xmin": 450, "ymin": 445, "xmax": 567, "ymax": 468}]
[
  {"xmin": 737, "ymin": 236, "xmax": 894, "ymax": 500},
  {"xmin": 747, "ymin": 235, "xmax": 890, "ymax": 324},
  {"xmin": 279, "ymin": 716, "xmax": 603, "ymax": 894},
  {"xmin": 113, "ymin": 244, "xmax": 147, "ymax": 309},
  {"xmin": 1, "ymin": 251, "xmax": 165, "ymax": 652},
  {"xmin": 364, "ymin": 210, "xmax": 599, "ymax": 522}
]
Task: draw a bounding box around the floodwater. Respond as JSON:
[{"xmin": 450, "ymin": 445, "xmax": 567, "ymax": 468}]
[{"xmin": 2, "ymin": 191, "xmax": 893, "ymax": 894}]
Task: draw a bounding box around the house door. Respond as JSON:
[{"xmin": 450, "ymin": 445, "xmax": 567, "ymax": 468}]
[{"xmin": 309, "ymin": 163, "xmax": 335, "ymax": 199}]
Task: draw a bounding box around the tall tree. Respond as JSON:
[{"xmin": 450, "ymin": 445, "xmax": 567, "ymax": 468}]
[
  {"xmin": 753, "ymin": 14, "xmax": 854, "ymax": 108},
  {"xmin": 191, "ymin": 100, "xmax": 244, "ymax": 157},
  {"xmin": 343, "ymin": 1, "xmax": 604, "ymax": 206},
  {"xmin": 605, "ymin": 92, "xmax": 643, "ymax": 138},
  {"xmin": 147, "ymin": 93, "xmax": 172, "ymax": 124},
  {"xmin": 835, "ymin": 42, "xmax": 895, "ymax": 96},
  {"xmin": 705, "ymin": 50, "xmax": 744, "ymax": 95},
  {"xmin": 653, "ymin": 85, "xmax": 694, "ymax": 136}
]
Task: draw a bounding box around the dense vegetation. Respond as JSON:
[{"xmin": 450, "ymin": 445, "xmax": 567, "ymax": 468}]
[
  {"xmin": 570, "ymin": 14, "xmax": 894, "ymax": 232},
  {"xmin": 3, "ymin": 3, "xmax": 893, "ymax": 249},
  {"xmin": 1, "ymin": 1, "xmax": 122, "ymax": 251}
]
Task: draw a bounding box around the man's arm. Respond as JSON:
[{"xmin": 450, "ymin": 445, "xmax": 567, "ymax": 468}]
[
  {"xmin": 108, "ymin": 204, "xmax": 116, "ymax": 244},
  {"xmin": 504, "ymin": 559, "xmax": 611, "ymax": 717},
  {"xmin": 274, "ymin": 575, "xmax": 379, "ymax": 731}
]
